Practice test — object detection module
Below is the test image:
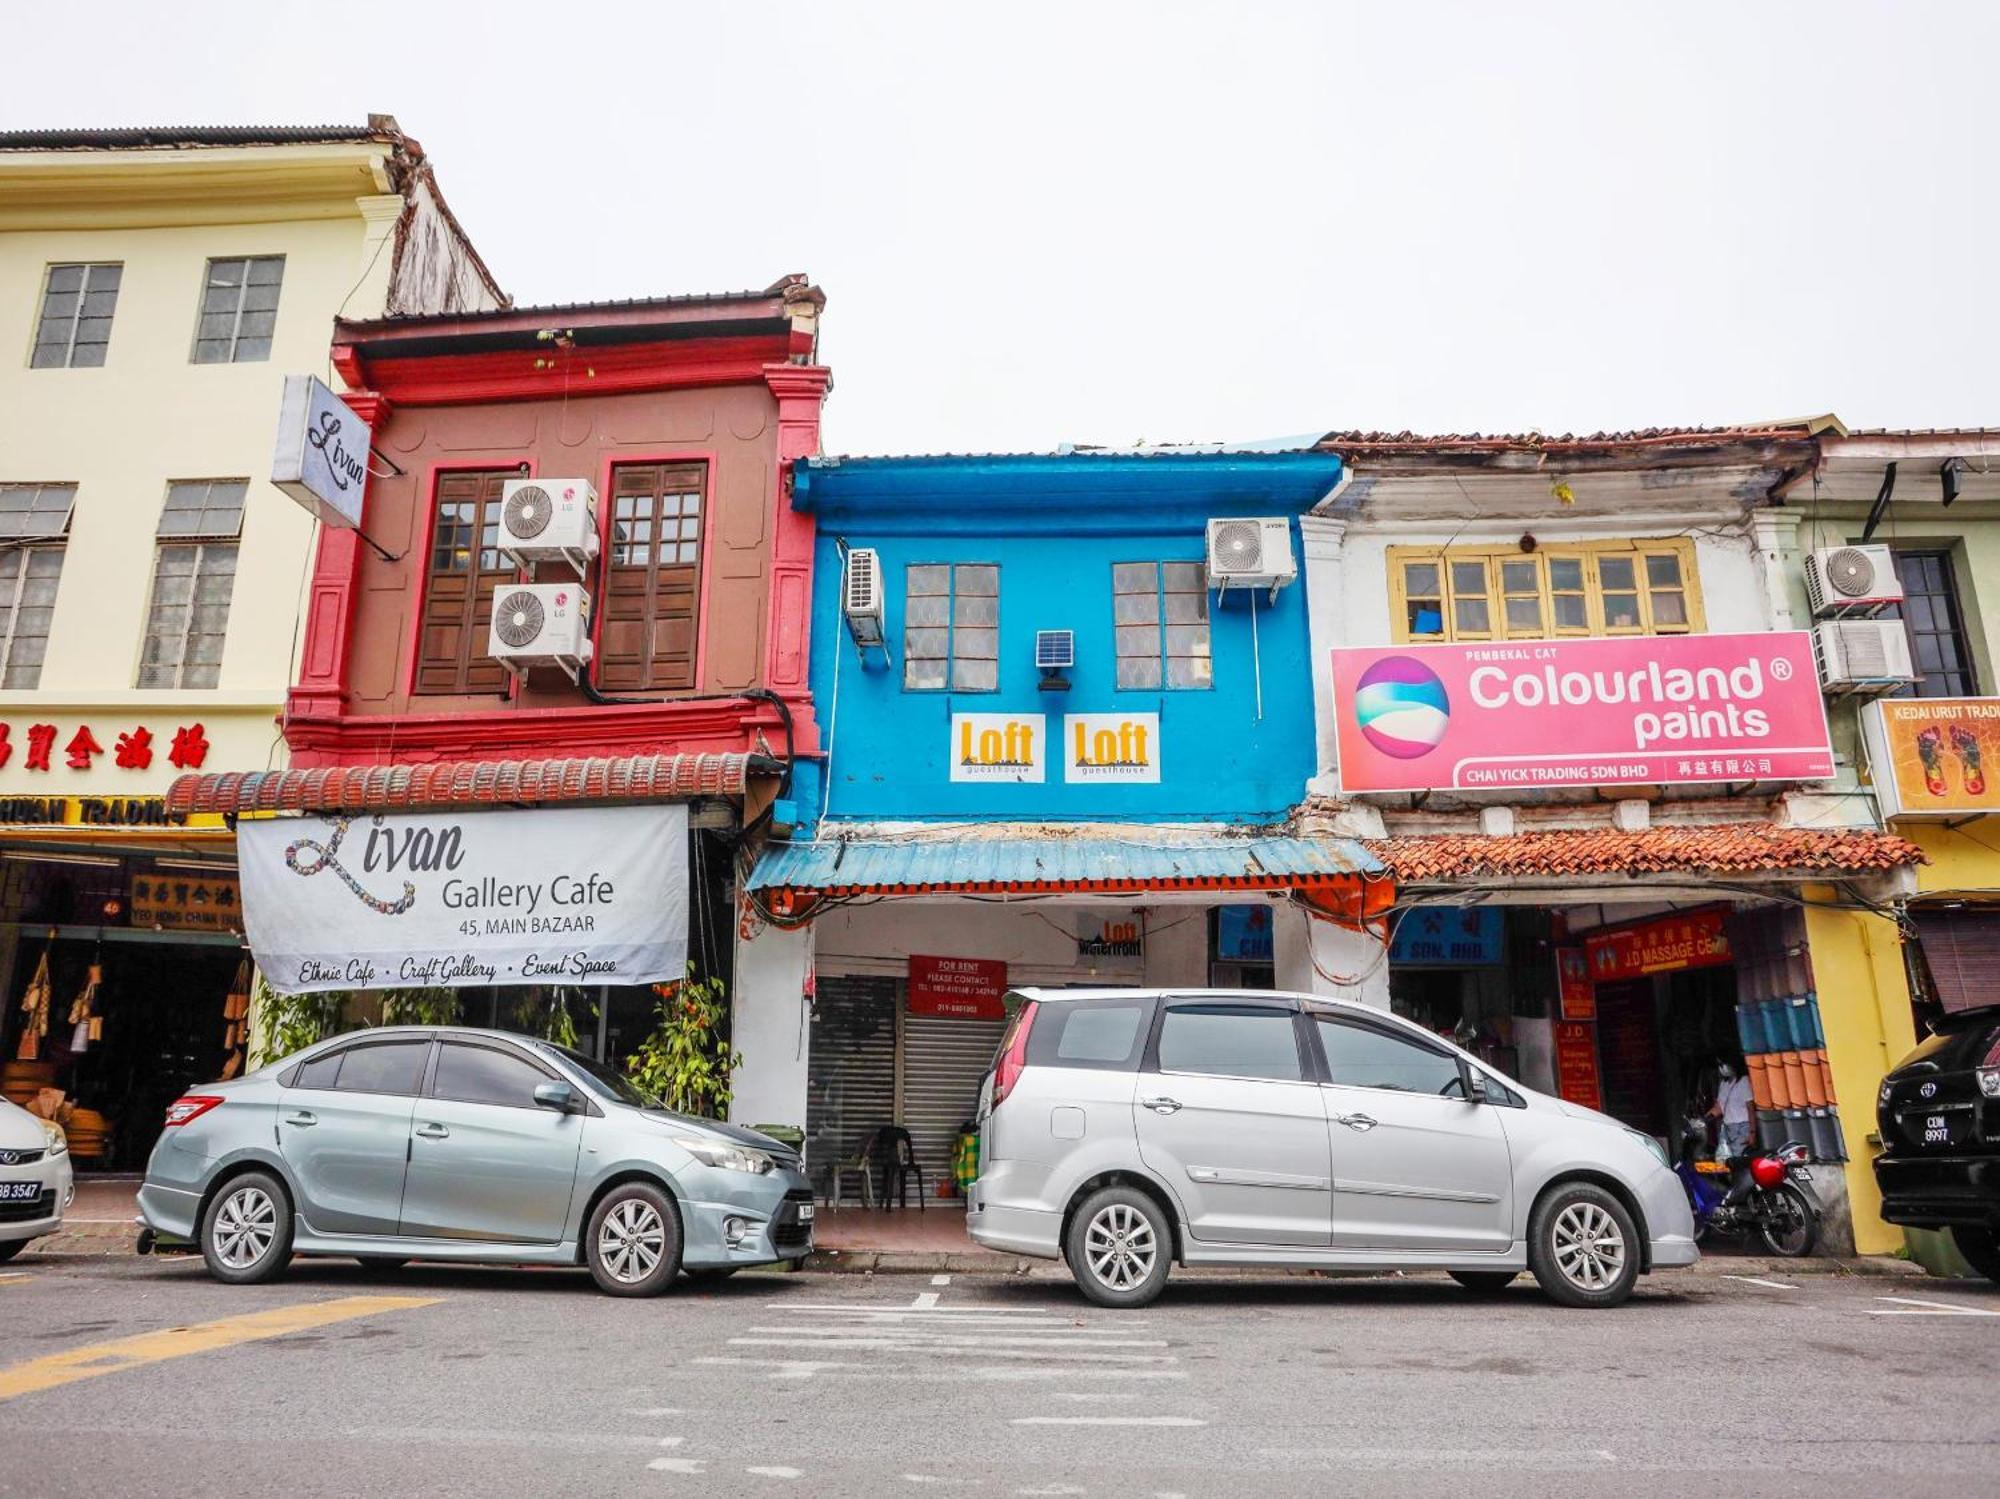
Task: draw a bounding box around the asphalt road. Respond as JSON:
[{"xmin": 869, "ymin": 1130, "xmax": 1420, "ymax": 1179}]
[{"xmin": 0, "ymin": 1253, "xmax": 1993, "ymax": 1498}]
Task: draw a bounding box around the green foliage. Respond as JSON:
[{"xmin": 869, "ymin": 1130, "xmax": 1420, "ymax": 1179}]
[
  {"xmin": 378, "ymin": 988, "xmax": 462, "ymax": 1027},
  {"xmin": 511, "ymin": 988, "xmax": 596, "ymax": 1050},
  {"xmin": 624, "ymin": 968, "xmax": 739, "ymax": 1119},
  {"xmin": 261, "ymin": 980, "xmax": 347, "ymax": 1062}
]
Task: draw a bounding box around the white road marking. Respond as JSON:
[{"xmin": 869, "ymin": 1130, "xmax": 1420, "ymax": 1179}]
[
  {"xmin": 1866, "ymin": 1295, "xmax": 2000, "ymax": 1317},
  {"xmin": 910, "ymin": 1291, "xmax": 941, "ymax": 1310},
  {"xmin": 769, "ymin": 1303, "xmax": 1123, "ymax": 1317},
  {"xmin": 746, "ymin": 1327, "xmax": 1166, "ymax": 1347},
  {"xmin": 746, "ymin": 1467, "xmax": 803, "ymax": 1479},
  {"xmin": 648, "ymin": 1457, "xmax": 707, "ymax": 1474},
  {"xmin": 692, "ymin": 1357, "xmax": 860, "ymax": 1379},
  {"xmin": 658, "ymin": 1436, "xmax": 684, "ymax": 1448},
  {"xmin": 1723, "ymin": 1275, "xmax": 1798, "ymax": 1290},
  {"xmin": 625, "ymin": 1407, "xmax": 683, "ymax": 1417},
  {"xmin": 1012, "ymin": 1415, "xmax": 1206, "ymax": 1428},
  {"xmin": 902, "ymin": 1475, "xmax": 979, "ymax": 1486},
  {"xmin": 727, "ymin": 1338, "xmax": 1171, "ymax": 1362},
  {"xmin": 1015, "ymin": 1484, "xmax": 1088, "ymax": 1494},
  {"xmin": 931, "ymin": 1274, "xmax": 952, "ymax": 1286},
  {"xmin": 1047, "ymin": 1392, "xmax": 1140, "ymax": 1402}
]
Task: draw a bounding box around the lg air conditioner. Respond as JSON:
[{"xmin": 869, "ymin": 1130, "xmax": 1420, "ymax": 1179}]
[
  {"xmin": 1805, "ymin": 545, "xmax": 1903, "ymax": 616},
  {"xmin": 498, "ymin": 477, "xmax": 599, "ymax": 575},
  {"xmin": 843, "ymin": 547, "xmax": 885, "ymax": 648},
  {"xmin": 1814, "ymin": 619, "xmax": 1915, "ymax": 694},
  {"xmin": 1205, "ymin": 517, "xmax": 1296, "ymax": 592},
  {"xmin": 487, "ymin": 583, "xmax": 593, "ymax": 683}
]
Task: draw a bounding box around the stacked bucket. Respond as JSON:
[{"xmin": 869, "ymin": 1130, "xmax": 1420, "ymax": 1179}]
[{"xmin": 1730, "ymin": 908, "xmax": 1847, "ymax": 1163}]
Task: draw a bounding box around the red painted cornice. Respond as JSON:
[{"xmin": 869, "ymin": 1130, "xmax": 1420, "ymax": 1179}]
[{"xmin": 334, "ymin": 333, "xmax": 804, "ymax": 408}]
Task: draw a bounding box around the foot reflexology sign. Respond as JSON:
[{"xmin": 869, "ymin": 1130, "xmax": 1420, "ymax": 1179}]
[{"xmin": 1862, "ymin": 698, "xmax": 2000, "ymax": 818}]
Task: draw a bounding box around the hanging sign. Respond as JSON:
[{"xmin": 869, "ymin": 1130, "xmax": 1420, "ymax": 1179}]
[
  {"xmin": 1584, "ymin": 908, "xmax": 1732, "ymax": 982},
  {"xmin": 1556, "ymin": 946, "xmax": 1596, "ymax": 1020},
  {"xmin": 1215, "ymin": 904, "xmax": 1276, "ymax": 962},
  {"xmin": 238, "ymin": 804, "xmax": 687, "ymax": 995},
  {"xmin": 1076, "ymin": 911, "xmax": 1145, "ymax": 974},
  {"xmin": 1862, "ymin": 697, "xmax": 2000, "ymax": 819},
  {"xmin": 1330, "ymin": 632, "xmax": 1835, "ymax": 792},
  {"xmin": 949, "ymin": 713, "xmax": 1045, "ymax": 783},
  {"xmin": 1553, "ymin": 1020, "xmax": 1603, "ymax": 1110},
  {"xmin": 1063, "ymin": 713, "xmax": 1161, "ymax": 783},
  {"xmin": 1389, "ymin": 907, "xmax": 1504, "ymax": 966},
  {"xmin": 271, "ymin": 375, "xmax": 371, "ymax": 527},
  {"xmin": 907, "ymin": 954, "xmax": 1009, "ymax": 1020},
  {"xmin": 131, "ymin": 872, "xmax": 241, "ymax": 933}
]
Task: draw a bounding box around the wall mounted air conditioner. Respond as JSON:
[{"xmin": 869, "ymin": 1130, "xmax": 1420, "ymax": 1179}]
[
  {"xmin": 1805, "ymin": 544, "xmax": 1903, "ymax": 616},
  {"xmin": 842, "ymin": 547, "xmax": 885, "ymax": 648},
  {"xmin": 1814, "ymin": 619, "xmax": 1915, "ymax": 695},
  {"xmin": 488, "ymin": 583, "xmax": 593, "ymax": 683},
  {"xmin": 499, "ymin": 477, "xmax": 599, "ymax": 576},
  {"xmin": 1205, "ymin": 517, "xmax": 1296, "ymax": 593},
  {"xmin": 1035, "ymin": 629, "xmax": 1074, "ymax": 691}
]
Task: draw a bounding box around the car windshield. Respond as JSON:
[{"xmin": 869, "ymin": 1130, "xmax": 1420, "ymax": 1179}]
[{"xmin": 537, "ymin": 1043, "xmax": 659, "ymax": 1110}]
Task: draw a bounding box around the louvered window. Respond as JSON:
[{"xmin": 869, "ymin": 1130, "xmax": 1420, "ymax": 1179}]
[
  {"xmin": 597, "ymin": 463, "xmax": 705, "ymax": 692},
  {"xmin": 415, "ymin": 470, "xmax": 514, "ymax": 695}
]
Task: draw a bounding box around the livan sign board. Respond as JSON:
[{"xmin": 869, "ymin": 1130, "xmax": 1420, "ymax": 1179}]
[
  {"xmin": 1862, "ymin": 697, "xmax": 2000, "ymax": 819},
  {"xmin": 239, "ymin": 805, "xmax": 687, "ymax": 995},
  {"xmin": 271, "ymin": 375, "xmax": 371, "ymax": 527},
  {"xmin": 1330, "ymin": 632, "xmax": 1835, "ymax": 793},
  {"xmin": 1584, "ymin": 909, "xmax": 1732, "ymax": 982},
  {"xmin": 907, "ymin": 954, "xmax": 1008, "ymax": 1020}
]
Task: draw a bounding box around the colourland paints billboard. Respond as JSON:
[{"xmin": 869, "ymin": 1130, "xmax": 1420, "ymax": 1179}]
[{"xmin": 1331, "ymin": 632, "xmax": 1835, "ymax": 793}]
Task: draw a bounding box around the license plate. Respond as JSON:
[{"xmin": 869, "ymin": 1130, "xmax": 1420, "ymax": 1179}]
[
  {"xmin": 0, "ymin": 1181, "xmax": 40, "ymax": 1202},
  {"xmin": 797, "ymin": 1203, "xmax": 815, "ymax": 1223},
  {"xmin": 1790, "ymin": 1166, "xmax": 1812, "ymax": 1182},
  {"xmin": 1925, "ymin": 1114, "xmax": 1952, "ymax": 1145}
]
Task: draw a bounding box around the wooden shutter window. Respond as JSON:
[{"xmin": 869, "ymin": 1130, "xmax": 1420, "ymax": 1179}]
[
  {"xmin": 599, "ymin": 462, "xmax": 705, "ymax": 692},
  {"xmin": 415, "ymin": 470, "xmax": 515, "ymax": 696}
]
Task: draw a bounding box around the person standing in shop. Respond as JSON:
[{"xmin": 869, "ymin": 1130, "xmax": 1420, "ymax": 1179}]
[{"xmin": 1707, "ymin": 1058, "xmax": 1754, "ymax": 1160}]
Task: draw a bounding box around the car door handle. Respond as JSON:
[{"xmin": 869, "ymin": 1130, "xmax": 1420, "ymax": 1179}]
[
  {"xmin": 414, "ymin": 1123, "xmax": 450, "ymax": 1140},
  {"xmin": 1335, "ymin": 1113, "xmax": 1378, "ymax": 1132},
  {"xmin": 283, "ymin": 1111, "xmax": 316, "ymax": 1127},
  {"xmin": 1140, "ymin": 1097, "xmax": 1183, "ymax": 1115}
]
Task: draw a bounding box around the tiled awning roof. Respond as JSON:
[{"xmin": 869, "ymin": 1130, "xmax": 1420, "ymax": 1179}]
[
  {"xmin": 748, "ymin": 824, "xmax": 1387, "ymax": 898},
  {"xmin": 167, "ymin": 752, "xmax": 766, "ymax": 817},
  {"xmin": 1364, "ymin": 825, "xmax": 1924, "ymax": 883}
]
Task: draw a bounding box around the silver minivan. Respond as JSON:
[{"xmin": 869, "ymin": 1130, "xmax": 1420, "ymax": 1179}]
[{"xmin": 968, "ymin": 989, "xmax": 1696, "ymax": 1308}]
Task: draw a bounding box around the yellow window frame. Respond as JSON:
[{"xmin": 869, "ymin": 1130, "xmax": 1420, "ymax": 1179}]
[{"xmin": 1388, "ymin": 539, "xmax": 1705, "ymax": 644}]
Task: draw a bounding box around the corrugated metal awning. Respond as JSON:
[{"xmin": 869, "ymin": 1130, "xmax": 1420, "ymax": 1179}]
[
  {"xmin": 167, "ymin": 752, "xmax": 768, "ymax": 817},
  {"xmin": 747, "ymin": 825, "xmax": 1386, "ymax": 899}
]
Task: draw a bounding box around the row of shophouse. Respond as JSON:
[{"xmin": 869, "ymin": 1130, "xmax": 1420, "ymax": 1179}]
[{"xmin": 0, "ymin": 122, "xmax": 1995, "ymax": 1262}]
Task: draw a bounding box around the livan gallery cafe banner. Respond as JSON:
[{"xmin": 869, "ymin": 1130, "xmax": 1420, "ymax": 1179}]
[
  {"xmin": 1331, "ymin": 631, "xmax": 1836, "ymax": 793},
  {"xmin": 239, "ymin": 805, "xmax": 688, "ymax": 994}
]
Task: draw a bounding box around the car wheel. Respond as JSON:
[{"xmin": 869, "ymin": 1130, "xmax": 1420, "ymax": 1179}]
[
  {"xmin": 1951, "ymin": 1226, "xmax": 2000, "ymax": 1283},
  {"xmin": 1449, "ymin": 1269, "xmax": 1519, "ymax": 1293},
  {"xmin": 0, "ymin": 1239, "xmax": 24, "ymax": 1264},
  {"xmin": 586, "ymin": 1182, "xmax": 682, "ymax": 1297},
  {"xmin": 1528, "ymin": 1182, "xmax": 1640, "ymax": 1308},
  {"xmin": 683, "ymin": 1266, "xmax": 739, "ymax": 1283},
  {"xmin": 1065, "ymin": 1186, "xmax": 1171, "ymax": 1309},
  {"xmin": 200, "ymin": 1172, "xmax": 294, "ymax": 1286},
  {"xmin": 1756, "ymin": 1185, "xmax": 1818, "ymax": 1258},
  {"xmin": 355, "ymin": 1256, "xmax": 410, "ymax": 1272}
]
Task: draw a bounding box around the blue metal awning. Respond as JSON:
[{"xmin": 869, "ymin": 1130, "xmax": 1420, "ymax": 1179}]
[{"xmin": 746, "ymin": 825, "xmax": 1386, "ymax": 899}]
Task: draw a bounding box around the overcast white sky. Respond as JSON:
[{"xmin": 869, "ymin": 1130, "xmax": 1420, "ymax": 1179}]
[{"xmin": 9, "ymin": 2, "xmax": 1995, "ymax": 451}]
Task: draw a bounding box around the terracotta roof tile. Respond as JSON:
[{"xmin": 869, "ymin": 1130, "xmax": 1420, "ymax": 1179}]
[{"xmin": 1364, "ymin": 825, "xmax": 1924, "ymax": 882}]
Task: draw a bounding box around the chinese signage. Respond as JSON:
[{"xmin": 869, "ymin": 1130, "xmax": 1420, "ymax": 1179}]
[
  {"xmin": 1862, "ymin": 697, "xmax": 2000, "ymax": 819},
  {"xmin": 131, "ymin": 873, "xmax": 241, "ymax": 933},
  {"xmin": 1556, "ymin": 946, "xmax": 1596, "ymax": 1020},
  {"xmin": 272, "ymin": 375, "xmax": 371, "ymax": 527},
  {"xmin": 1064, "ymin": 713, "xmax": 1161, "ymax": 783},
  {"xmin": 1216, "ymin": 904, "xmax": 1275, "ymax": 962},
  {"xmin": 1584, "ymin": 908, "xmax": 1732, "ymax": 982},
  {"xmin": 950, "ymin": 713, "xmax": 1046, "ymax": 783},
  {"xmin": 1389, "ymin": 907, "xmax": 1504, "ymax": 966},
  {"xmin": 0, "ymin": 720, "xmax": 209, "ymax": 776},
  {"xmin": 1553, "ymin": 1020, "xmax": 1603, "ymax": 1110},
  {"xmin": 239, "ymin": 805, "xmax": 688, "ymax": 995},
  {"xmin": 1330, "ymin": 632, "xmax": 1835, "ymax": 792},
  {"xmin": 907, "ymin": 954, "xmax": 1009, "ymax": 1020}
]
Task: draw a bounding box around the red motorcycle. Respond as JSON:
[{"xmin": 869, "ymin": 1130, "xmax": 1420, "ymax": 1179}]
[{"xmin": 1675, "ymin": 1121, "xmax": 1821, "ymax": 1257}]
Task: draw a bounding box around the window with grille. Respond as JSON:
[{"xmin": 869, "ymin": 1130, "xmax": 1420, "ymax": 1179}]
[
  {"xmin": 904, "ymin": 563, "xmax": 998, "ymax": 691},
  {"xmin": 31, "ymin": 264, "xmax": 121, "ymax": 368},
  {"xmin": 0, "ymin": 484, "xmax": 74, "ymax": 689},
  {"xmin": 1390, "ymin": 540, "xmax": 1703, "ymax": 642},
  {"xmin": 139, "ymin": 480, "xmax": 246, "ymax": 689},
  {"xmin": 1887, "ymin": 550, "xmax": 1978, "ymax": 698},
  {"xmin": 191, "ymin": 256, "xmax": 284, "ymax": 364},
  {"xmin": 599, "ymin": 462, "xmax": 706, "ymax": 692},
  {"xmin": 415, "ymin": 470, "xmax": 515, "ymax": 696},
  {"xmin": 1113, "ymin": 561, "xmax": 1211, "ymax": 690}
]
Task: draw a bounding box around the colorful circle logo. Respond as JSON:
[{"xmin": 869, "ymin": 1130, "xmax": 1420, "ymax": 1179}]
[{"xmin": 1354, "ymin": 656, "xmax": 1451, "ymax": 759}]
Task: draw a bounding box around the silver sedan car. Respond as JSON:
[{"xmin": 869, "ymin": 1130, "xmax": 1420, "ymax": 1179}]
[{"xmin": 137, "ymin": 1026, "xmax": 812, "ymax": 1295}]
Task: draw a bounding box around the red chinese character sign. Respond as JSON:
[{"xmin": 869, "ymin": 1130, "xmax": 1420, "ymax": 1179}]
[
  {"xmin": 1584, "ymin": 909, "xmax": 1732, "ymax": 982},
  {"xmin": 907, "ymin": 955, "xmax": 1009, "ymax": 1021},
  {"xmin": 0, "ymin": 720, "xmax": 211, "ymax": 776},
  {"xmin": 1556, "ymin": 946, "xmax": 1596, "ymax": 1020},
  {"xmin": 1553, "ymin": 1021, "xmax": 1603, "ymax": 1111}
]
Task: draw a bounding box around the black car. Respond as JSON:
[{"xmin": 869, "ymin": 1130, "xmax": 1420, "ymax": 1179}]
[{"xmin": 1874, "ymin": 1007, "xmax": 2000, "ymax": 1282}]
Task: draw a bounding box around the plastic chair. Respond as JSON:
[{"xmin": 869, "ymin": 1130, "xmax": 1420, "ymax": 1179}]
[
  {"xmin": 870, "ymin": 1125, "xmax": 926, "ymax": 1211},
  {"xmin": 823, "ymin": 1134, "xmax": 876, "ymax": 1209}
]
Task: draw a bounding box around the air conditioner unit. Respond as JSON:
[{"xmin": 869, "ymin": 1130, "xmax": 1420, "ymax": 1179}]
[
  {"xmin": 1805, "ymin": 544, "xmax": 1903, "ymax": 616},
  {"xmin": 842, "ymin": 547, "xmax": 884, "ymax": 648},
  {"xmin": 1814, "ymin": 619, "xmax": 1914, "ymax": 694},
  {"xmin": 1205, "ymin": 517, "xmax": 1296, "ymax": 592},
  {"xmin": 498, "ymin": 477, "xmax": 599, "ymax": 575},
  {"xmin": 488, "ymin": 583, "xmax": 593, "ymax": 683},
  {"xmin": 1035, "ymin": 629, "xmax": 1074, "ymax": 691}
]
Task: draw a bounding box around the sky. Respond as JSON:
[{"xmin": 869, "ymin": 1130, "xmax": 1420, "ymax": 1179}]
[{"xmin": 8, "ymin": 2, "xmax": 1995, "ymax": 453}]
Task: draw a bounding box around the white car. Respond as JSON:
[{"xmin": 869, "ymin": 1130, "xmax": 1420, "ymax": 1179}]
[{"xmin": 0, "ymin": 1096, "xmax": 73, "ymax": 1262}]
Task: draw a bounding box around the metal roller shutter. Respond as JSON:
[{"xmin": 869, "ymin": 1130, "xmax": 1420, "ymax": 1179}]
[
  {"xmin": 1913, "ymin": 909, "xmax": 2000, "ymax": 1017},
  {"xmin": 902, "ymin": 1011, "xmax": 1008, "ymax": 1193},
  {"xmin": 806, "ymin": 976, "xmax": 897, "ymax": 1188}
]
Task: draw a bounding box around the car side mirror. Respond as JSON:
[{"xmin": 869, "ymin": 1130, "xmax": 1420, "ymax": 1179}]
[
  {"xmin": 534, "ymin": 1081, "xmax": 577, "ymax": 1114},
  {"xmin": 1457, "ymin": 1059, "xmax": 1484, "ymax": 1104}
]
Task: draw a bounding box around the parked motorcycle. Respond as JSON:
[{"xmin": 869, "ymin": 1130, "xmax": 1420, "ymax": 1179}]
[{"xmin": 1674, "ymin": 1119, "xmax": 1821, "ymax": 1256}]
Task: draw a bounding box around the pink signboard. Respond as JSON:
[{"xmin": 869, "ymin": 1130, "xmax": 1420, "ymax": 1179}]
[{"xmin": 1331, "ymin": 631, "xmax": 1835, "ymax": 793}]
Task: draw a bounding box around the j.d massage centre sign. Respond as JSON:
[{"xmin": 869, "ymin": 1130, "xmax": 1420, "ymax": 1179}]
[
  {"xmin": 1330, "ymin": 632, "xmax": 1836, "ymax": 792},
  {"xmin": 239, "ymin": 805, "xmax": 688, "ymax": 994}
]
